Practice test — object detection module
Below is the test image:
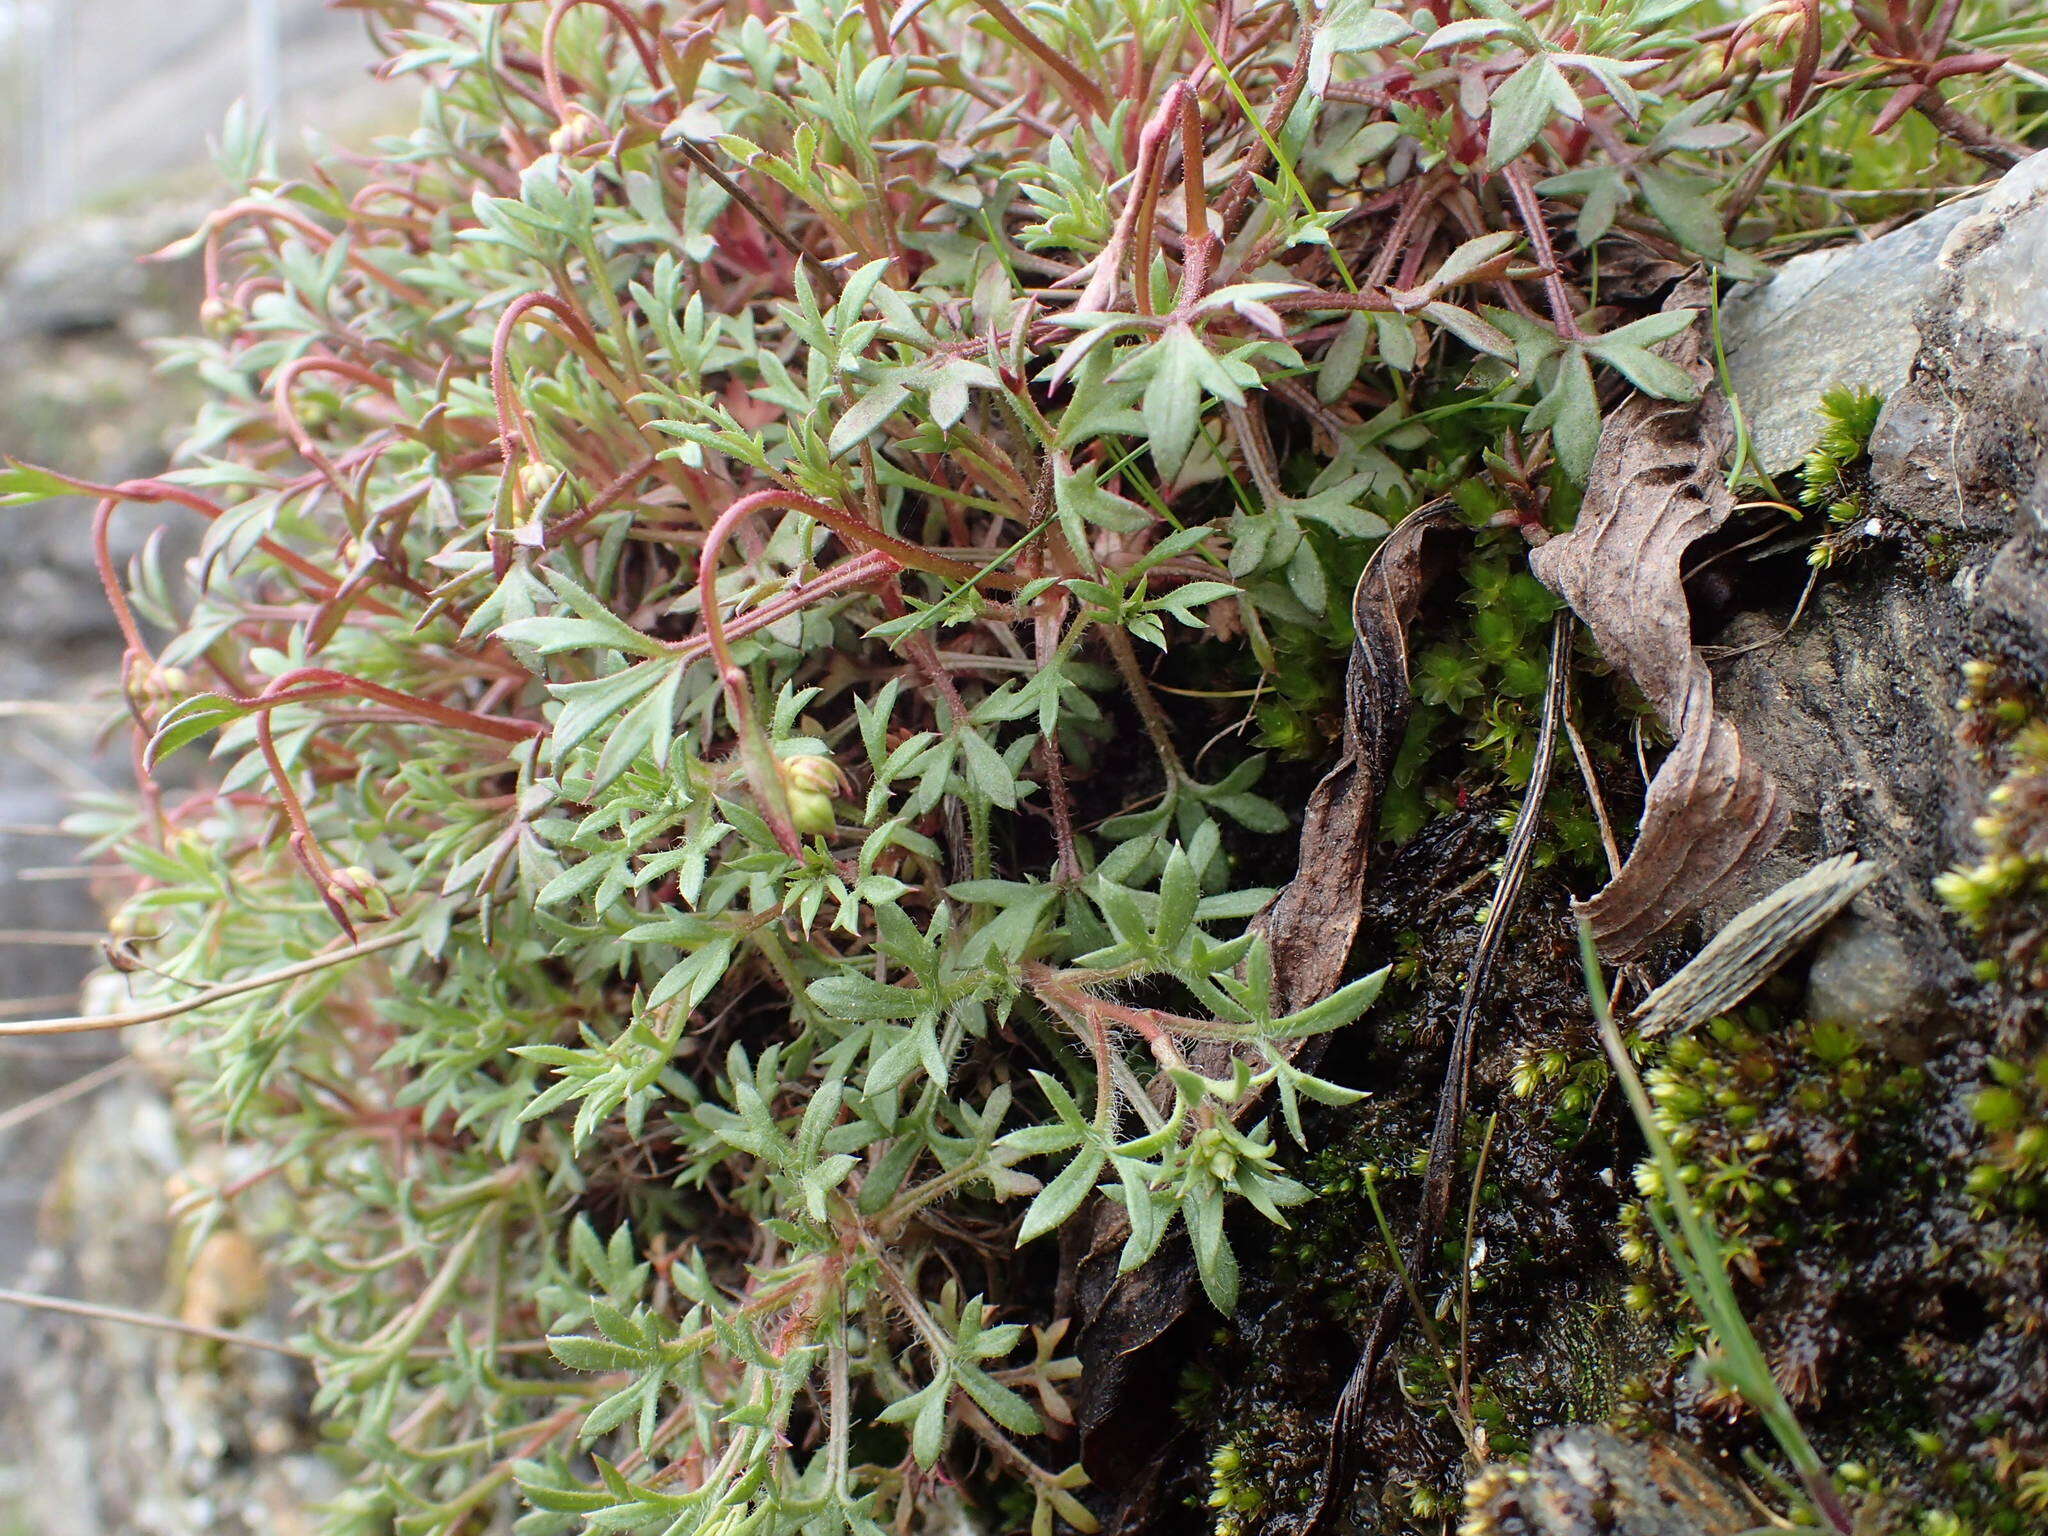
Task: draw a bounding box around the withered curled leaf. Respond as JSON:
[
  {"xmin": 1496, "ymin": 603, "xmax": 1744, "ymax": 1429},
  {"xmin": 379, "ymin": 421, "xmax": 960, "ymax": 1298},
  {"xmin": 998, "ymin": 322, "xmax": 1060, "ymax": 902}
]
[
  {"xmin": 1253, "ymin": 498, "xmax": 1461, "ymax": 1010},
  {"xmin": 1530, "ymin": 314, "xmax": 1787, "ymax": 959}
]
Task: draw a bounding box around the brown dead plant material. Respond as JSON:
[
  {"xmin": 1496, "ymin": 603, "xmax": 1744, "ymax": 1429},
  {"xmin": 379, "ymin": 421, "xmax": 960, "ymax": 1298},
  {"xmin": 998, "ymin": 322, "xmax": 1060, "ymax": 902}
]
[
  {"xmin": 1634, "ymin": 854, "xmax": 1879, "ymax": 1035},
  {"xmin": 1254, "ymin": 499, "xmax": 1463, "ymax": 1012},
  {"xmin": 1530, "ymin": 314, "xmax": 1789, "ymax": 959}
]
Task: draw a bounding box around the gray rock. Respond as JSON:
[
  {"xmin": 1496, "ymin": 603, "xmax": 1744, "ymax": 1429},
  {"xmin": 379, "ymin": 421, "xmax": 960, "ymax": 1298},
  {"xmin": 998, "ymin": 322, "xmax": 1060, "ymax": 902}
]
[
  {"xmin": 1702, "ymin": 151, "xmax": 2048, "ymax": 1030},
  {"xmin": 0, "ymin": 210, "xmax": 198, "ymax": 343},
  {"xmin": 0, "ymin": 220, "xmax": 146, "ymax": 339},
  {"xmin": 1720, "ymin": 196, "xmax": 1983, "ymax": 475},
  {"xmin": 1705, "ymin": 567, "xmax": 1984, "ymax": 1010},
  {"xmin": 1803, "ymin": 913, "xmax": 1945, "ymax": 1058},
  {"xmin": 1871, "ymin": 151, "xmax": 2048, "ymax": 548},
  {"xmin": 0, "ymin": 203, "xmax": 220, "ymax": 1528},
  {"xmin": 0, "ymin": 1061, "xmax": 336, "ymax": 1536},
  {"xmin": 1462, "ymin": 1426, "xmax": 1749, "ymax": 1536},
  {"xmin": 1940, "ymin": 152, "xmax": 2048, "ymax": 347}
]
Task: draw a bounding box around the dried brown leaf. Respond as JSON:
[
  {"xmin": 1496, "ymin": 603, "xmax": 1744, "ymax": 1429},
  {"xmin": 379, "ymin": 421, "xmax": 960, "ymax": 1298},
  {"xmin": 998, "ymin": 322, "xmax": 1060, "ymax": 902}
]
[
  {"xmin": 1530, "ymin": 314, "xmax": 1788, "ymax": 958},
  {"xmin": 1254, "ymin": 498, "xmax": 1461, "ymax": 1009}
]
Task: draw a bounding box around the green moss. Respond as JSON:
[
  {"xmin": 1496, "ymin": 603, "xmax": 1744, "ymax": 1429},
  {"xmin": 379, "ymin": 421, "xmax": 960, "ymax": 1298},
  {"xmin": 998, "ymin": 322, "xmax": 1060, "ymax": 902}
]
[
  {"xmin": 1800, "ymin": 384, "xmax": 1886, "ymax": 568},
  {"xmin": 1375, "ymin": 526, "xmax": 1629, "ymax": 870},
  {"xmin": 1966, "ymin": 1052, "xmax": 2048, "ymax": 1219},
  {"xmin": 1601, "ymin": 971, "xmax": 2048, "ymax": 1533},
  {"xmin": 1205, "ymin": 1441, "xmax": 1268, "ymax": 1536},
  {"xmin": 1621, "ymin": 1008, "xmax": 1929, "ymax": 1307},
  {"xmin": 1939, "ymin": 663, "xmax": 2048, "ymax": 987}
]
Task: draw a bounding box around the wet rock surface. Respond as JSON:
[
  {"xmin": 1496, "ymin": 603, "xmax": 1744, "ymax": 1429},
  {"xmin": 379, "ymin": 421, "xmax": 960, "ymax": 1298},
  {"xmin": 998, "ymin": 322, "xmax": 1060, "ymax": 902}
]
[
  {"xmin": 1461, "ymin": 1426, "xmax": 1749, "ymax": 1536},
  {"xmin": 1706, "ymin": 150, "xmax": 2048, "ymax": 1027},
  {"xmin": 1660, "ymin": 149, "xmax": 2048, "ymax": 1526},
  {"xmin": 1171, "ymin": 153, "xmax": 2048, "ymax": 1536},
  {"xmin": 1128, "ymin": 824, "xmax": 1667, "ymax": 1535},
  {"xmin": 1801, "ymin": 913, "xmax": 1944, "ymax": 1057},
  {"xmin": 1719, "ymin": 195, "xmax": 1984, "ymax": 476}
]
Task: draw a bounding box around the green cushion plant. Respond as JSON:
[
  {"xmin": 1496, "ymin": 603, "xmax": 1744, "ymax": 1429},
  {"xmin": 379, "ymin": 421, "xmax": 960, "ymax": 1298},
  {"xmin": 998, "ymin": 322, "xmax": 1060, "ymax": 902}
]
[{"xmin": 6, "ymin": 0, "xmax": 2043, "ymax": 1532}]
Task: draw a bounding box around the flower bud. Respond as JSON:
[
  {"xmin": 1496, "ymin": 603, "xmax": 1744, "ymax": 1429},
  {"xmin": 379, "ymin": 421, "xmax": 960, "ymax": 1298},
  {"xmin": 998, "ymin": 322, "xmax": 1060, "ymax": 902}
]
[
  {"xmin": 331, "ymin": 865, "xmax": 394, "ymax": 922},
  {"xmin": 126, "ymin": 658, "xmax": 192, "ymax": 715},
  {"xmin": 1750, "ymin": 0, "xmax": 1806, "ymax": 49},
  {"xmin": 516, "ymin": 460, "xmax": 559, "ymax": 505},
  {"xmin": 294, "ymin": 395, "xmax": 339, "ymax": 434},
  {"xmin": 549, "ymin": 107, "xmax": 605, "ymax": 157},
  {"xmin": 199, "ymin": 296, "xmax": 246, "ymax": 338},
  {"xmin": 777, "ymin": 751, "xmax": 846, "ymax": 836}
]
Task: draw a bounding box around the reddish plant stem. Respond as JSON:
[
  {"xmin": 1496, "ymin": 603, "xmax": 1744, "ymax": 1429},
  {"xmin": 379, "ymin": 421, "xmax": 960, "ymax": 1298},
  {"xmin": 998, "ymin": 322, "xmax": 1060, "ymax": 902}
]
[
  {"xmin": 1266, "ymin": 288, "xmax": 1400, "ymax": 314},
  {"xmin": 186, "ymin": 201, "xmax": 435, "ymax": 310},
  {"xmin": 1027, "ymin": 966, "xmax": 1191, "ymax": 1078},
  {"xmin": 1213, "ymin": 16, "xmax": 1315, "ymax": 238},
  {"xmin": 489, "ymin": 292, "xmax": 704, "ymax": 539},
  {"xmin": 1912, "ymin": 85, "xmax": 2027, "ymax": 168},
  {"xmin": 543, "ymin": 451, "xmax": 660, "ymax": 546},
  {"xmin": 857, "ymin": 0, "xmax": 892, "ymax": 58},
  {"xmin": 491, "ymin": 293, "xmax": 604, "ymax": 466},
  {"xmin": 694, "ymin": 483, "xmax": 1024, "ymax": 853},
  {"xmin": 672, "ymin": 550, "xmax": 897, "ymax": 662},
  {"xmin": 1365, "ymin": 176, "xmax": 1437, "ymax": 290},
  {"xmin": 270, "ymin": 355, "xmax": 400, "ymax": 513},
  {"xmin": 91, "ymin": 499, "xmax": 154, "ymax": 668},
  {"xmin": 1500, "ymin": 162, "xmax": 1583, "ymax": 340},
  {"xmin": 1131, "ymin": 124, "xmax": 1171, "ymax": 318},
  {"xmin": 227, "ymin": 669, "xmax": 545, "ymax": 745},
  {"xmin": 720, "ymin": 489, "xmax": 1012, "ymax": 593},
  {"xmin": 1392, "ymin": 204, "xmax": 1444, "ymax": 291},
  {"xmin": 1103, "ymin": 625, "xmax": 1186, "ymax": 780},
  {"xmin": 666, "ymin": 137, "xmax": 845, "ymax": 299},
  {"xmin": 699, "ymin": 492, "xmax": 890, "ymax": 856},
  {"xmin": 1077, "ymin": 83, "xmax": 1190, "ymax": 316},
  {"xmin": 53, "ymin": 470, "xmax": 392, "ymax": 615},
  {"xmin": 254, "ymin": 708, "xmax": 354, "ymax": 933},
  {"xmin": 875, "ymin": 580, "xmax": 971, "ymax": 735},
  {"xmin": 1786, "ymin": 0, "xmax": 1823, "ymax": 118},
  {"xmin": 540, "ymin": 0, "xmax": 666, "ymax": 122},
  {"xmin": 349, "ymin": 179, "xmax": 443, "ymax": 225},
  {"xmin": 1176, "ymin": 90, "xmax": 1217, "ymax": 311},
  {"xmin": 966, "ymin": 0, "xmax": 1108, "ymax": 119},
  {"xmin": 1036, "ymin": 730, "xmax": 1083, "ymax": 886}
]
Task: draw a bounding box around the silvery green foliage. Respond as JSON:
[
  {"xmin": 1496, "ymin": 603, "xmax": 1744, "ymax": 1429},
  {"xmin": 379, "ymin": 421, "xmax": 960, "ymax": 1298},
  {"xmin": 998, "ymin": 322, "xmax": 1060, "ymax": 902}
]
[{"xmin": 22, "ymin": 0, "xmax": 2021, "ymax": 1530}]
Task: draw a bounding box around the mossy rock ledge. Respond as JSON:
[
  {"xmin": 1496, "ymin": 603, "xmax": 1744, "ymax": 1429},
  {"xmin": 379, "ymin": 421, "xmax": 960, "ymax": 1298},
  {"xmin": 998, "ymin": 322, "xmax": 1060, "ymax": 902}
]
[{"xmin": 1165, "ymin": 152, "xmax": 2048, "ymax": 1536}]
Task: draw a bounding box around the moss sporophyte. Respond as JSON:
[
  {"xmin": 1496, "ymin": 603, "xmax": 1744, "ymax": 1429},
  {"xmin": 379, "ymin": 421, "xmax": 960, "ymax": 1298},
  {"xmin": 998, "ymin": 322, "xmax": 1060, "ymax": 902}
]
[{"xmin": 4, "ymin": 0, "xmax": 2045, "ymax": 1532}]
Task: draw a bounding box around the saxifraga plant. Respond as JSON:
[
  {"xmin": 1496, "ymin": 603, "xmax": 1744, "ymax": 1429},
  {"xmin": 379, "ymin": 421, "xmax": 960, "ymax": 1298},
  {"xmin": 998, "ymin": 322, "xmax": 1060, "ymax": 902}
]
[{"xmin": 5, "ymin": 1, "xmax": 2043, "ymax": 1532}]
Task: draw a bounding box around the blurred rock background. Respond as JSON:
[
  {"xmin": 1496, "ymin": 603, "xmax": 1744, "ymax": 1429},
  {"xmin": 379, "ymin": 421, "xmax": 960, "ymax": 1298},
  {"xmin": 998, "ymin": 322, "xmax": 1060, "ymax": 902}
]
[{"xmin": 0, "ymin": 5, "xmax": 386, "ymax": 1530}]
